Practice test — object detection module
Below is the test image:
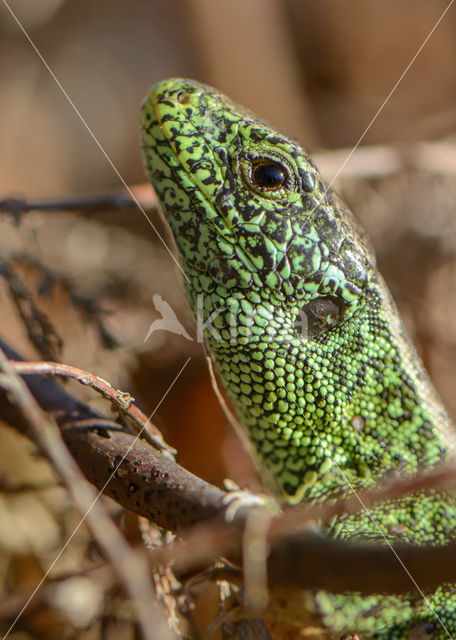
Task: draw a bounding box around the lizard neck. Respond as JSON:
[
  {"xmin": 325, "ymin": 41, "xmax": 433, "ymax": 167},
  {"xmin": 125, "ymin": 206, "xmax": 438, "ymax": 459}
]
[{"xmin": 199, "ymin": 274, "xmax": 454, "ymax": 504}]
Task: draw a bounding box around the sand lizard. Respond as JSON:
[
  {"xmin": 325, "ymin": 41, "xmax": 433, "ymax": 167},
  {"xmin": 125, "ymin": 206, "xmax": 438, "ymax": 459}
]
[{"xmin": 141, "ymin": 78, "xmax": 456, "ymax": 639}]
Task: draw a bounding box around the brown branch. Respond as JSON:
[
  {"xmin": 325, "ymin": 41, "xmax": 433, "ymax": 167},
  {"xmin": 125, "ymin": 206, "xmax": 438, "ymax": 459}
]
[
  {"xmin": 0, "ymin": 339, "xmax": 226, "ymax": 530},
  {"xmin": 139, "ymin": 498, "xmax": 456, "ymax": 597},
  {"xmin": 0, "ymin": 346, "xmax": 174, "ymax": 640},
  {"xmin": 3, "ymin": 338, "xmax": 456, "ymax": 599},
  {"xmin": 0, "ymin": 184, "xmax": 157, "ymax": 217},
  {"xmin": 2, "ymin": 140, "xmax": 456, "ymax": 222},
  {"xmin": 11, "ymin": 360, "xmax": 175, "ymax": 455},
  {"xmin": 274, "ymin": 463, "xmax": 456, "ymax": 539},
  {"xmin": 62, "ymin": 426, "xmax": 227, "ymax": 530}
]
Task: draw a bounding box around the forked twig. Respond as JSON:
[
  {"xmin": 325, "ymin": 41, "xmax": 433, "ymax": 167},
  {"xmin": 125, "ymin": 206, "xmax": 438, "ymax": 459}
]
[
  {"xmin": 3, "ymin": 340, "xmax": 456, "ymax": 597},
  {"xmin": 10, "ymin": 360, "xmax": 175, "ymax": 455},
  {"xmin": 0, "ymin": 347, "xmax": 174, "ymax": 640}
]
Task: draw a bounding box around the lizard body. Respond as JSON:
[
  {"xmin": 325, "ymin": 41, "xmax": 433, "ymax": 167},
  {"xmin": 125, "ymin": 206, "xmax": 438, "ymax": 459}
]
[{"xmin": 141, "ymin": 78, "xmax": 456, "ymax": 639}]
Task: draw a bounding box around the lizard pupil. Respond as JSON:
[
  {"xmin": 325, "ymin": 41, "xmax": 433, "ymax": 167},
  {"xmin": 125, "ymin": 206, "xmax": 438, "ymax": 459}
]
[{"xmin": 252, "ymin": 160, "xmax": 287, "ymax": 190}]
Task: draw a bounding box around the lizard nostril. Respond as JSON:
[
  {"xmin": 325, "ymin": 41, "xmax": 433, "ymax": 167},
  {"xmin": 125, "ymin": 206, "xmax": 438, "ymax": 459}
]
[{"xmin": 176, "ymin": 90, "xmax": 191, "ymax": 104}]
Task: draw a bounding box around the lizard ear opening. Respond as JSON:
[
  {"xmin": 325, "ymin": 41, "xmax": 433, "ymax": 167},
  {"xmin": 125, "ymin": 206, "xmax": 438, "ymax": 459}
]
[{"xmin": 295, "ymin": 296, "xmax": 346, "ymax": 338}]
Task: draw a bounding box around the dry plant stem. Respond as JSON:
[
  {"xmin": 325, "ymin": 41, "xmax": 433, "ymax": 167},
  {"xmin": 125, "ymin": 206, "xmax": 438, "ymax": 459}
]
[
  {"xmin": 3, "ymin": 341, "xmax": 456, "ymax": 594},
  {"xmin": 0, "ymin": 261, "xmax": 62, "ymax": 361},
  {"xmin": 55, "ymin": 429, "xmax": 456, "ymax": 594},
  {"xmin": 2, "ymin": 140, "xmax": 456, "ymax": 219},
  {"xmin": 145, "ymin": 500, "xmax": 456, "ymax": 596},
  {"xmin": 0, "ymin": 184, "xmax": 157, "ymax": 216},
  {"xmin": 10, "ymin": 360, "xmax": 175, "ymax": 455},
  {"xmin": 6, "ymin": 254, "xmax": 118, "ymax": 350},
  {"xmin": 0, "ymin": 347, "xmax": 174, "ymax": 640},
  {"xmin": 0, "ymin": 339, "xmax": 227, "ymax": 529},
  {"xmin": 315, "ymin": 140, "xmax": 456, "ymax": 179},
  {"xmin": 274, "ymin": 464, "xmax": 456, "ymax": 538}
]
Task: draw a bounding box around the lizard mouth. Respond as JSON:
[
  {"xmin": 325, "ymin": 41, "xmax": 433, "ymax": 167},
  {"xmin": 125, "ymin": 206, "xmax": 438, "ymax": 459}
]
[{"xmin": 141, "ymin": 78, "xmax": 244, "ymax": 274}]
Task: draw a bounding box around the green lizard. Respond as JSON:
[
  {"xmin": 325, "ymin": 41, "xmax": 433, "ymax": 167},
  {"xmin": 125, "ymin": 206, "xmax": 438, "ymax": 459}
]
[{"xmin": 140, "ymin": 78, "xmax": 456, "ymax": 639}]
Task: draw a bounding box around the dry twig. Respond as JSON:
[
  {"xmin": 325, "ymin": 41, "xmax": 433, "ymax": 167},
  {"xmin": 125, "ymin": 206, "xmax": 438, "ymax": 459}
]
[
  {"xmin": 0, "ymin": 184, "xmax": 157, "ymax": 217},
  {"xmin": 0, "ymin": 346, "xmax": 174, "ymax": 640},
  {"xmin": 2, "ymin": 340, "xmax": 456, "ymax": 598},
  {"xmin": 11, "ymin": 359, "xmax": 175, "ymax": 455}
]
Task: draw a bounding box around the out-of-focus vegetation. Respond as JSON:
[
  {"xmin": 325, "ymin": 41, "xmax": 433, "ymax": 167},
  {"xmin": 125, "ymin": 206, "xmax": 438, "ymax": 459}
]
[{"xmin": 0, "ymin": 1, "xmax": 456, "ymax": 638}]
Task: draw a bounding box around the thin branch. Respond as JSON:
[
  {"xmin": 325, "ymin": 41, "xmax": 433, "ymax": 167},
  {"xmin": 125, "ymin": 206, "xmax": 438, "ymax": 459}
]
[
  {"xmin": 0, "ymin": 339, "xmax": 226, "ymax": 529},
  {"xmin": 141, "ymin": 497, "xmax": 456, "ymax": 598},
  {"xmin": 0, "ymin": 261, "xmax": 63, "ymax": 361},
  {"xmin": 3, "ymin": 338, "xmax": 456, "ymax": 597},
  {"xmin": 0, "ymin": 184, "xmax": 157, "ymax": 217},
  {"xmin": 0, "ymin": 346, "xmax": 174, "ymax": 640},
  {"xmin": 274, "ymin": 463, "xmax": 456, "ymax": 538},
  {"xmin": 10, "ymin": 254, "xmax": 118, "ymax": 350},
  {"xmin": 11, "ymin": 360, "xmax": 175, "ymax": 455},
  {"xmin": 2, "ymin": 140, "xmax": 456, "ymax": 222}
]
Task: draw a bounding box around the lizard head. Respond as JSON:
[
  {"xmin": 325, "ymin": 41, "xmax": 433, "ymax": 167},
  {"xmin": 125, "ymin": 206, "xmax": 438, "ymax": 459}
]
[
  {"xmin": 141, "ymin": 79, "xmax": 450, "ymax": 502},
  {"xmin": 141, "ymin": 78, "xmax": 375, "ymax": 340}
]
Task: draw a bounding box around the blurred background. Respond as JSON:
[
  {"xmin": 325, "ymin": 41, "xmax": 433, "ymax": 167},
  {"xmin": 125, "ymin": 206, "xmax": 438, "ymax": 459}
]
[{"xmin": 1, "ymin": 1, "xmax": 456, "ymax": 637}]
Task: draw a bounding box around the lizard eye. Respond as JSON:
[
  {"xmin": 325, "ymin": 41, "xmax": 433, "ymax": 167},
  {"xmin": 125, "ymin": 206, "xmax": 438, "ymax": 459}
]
[
  {"xmin": 251, "ymin": 159, "xmax": 288, "ymax": 190},
  {"xmin": 240, "ymin": 152, "xmax": 295, "ymax": 198}
]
